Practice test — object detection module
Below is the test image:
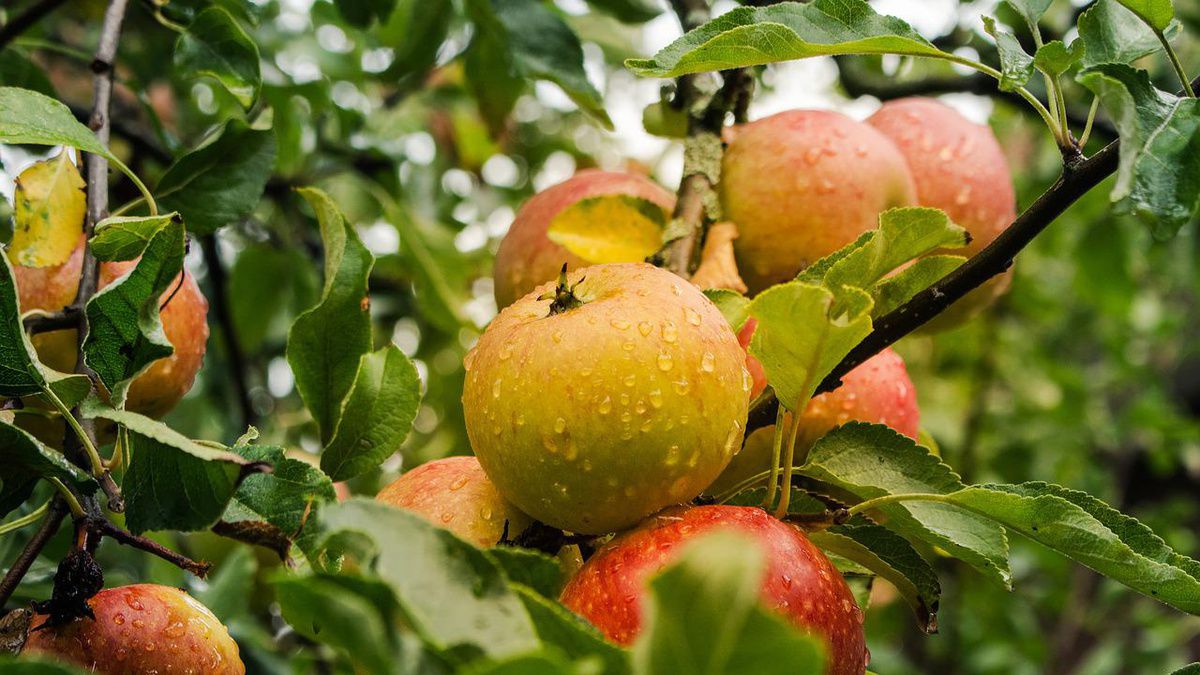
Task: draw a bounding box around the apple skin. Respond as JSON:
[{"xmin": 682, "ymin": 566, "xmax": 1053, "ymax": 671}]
[
  {"xmin": 867, "ymin": 98, "xmax": 1017, "ymax": 327},
  {"xmin": 710, "ymin": 346, "xmax": 918, "ymax": 495},
  {"xmin": 493, "ymin": 169, "xmax": 675, "ymax": 309},
  {"xmin": 721, "ymin": 110, "xmax": 917, "ymax": 293},
  {"xmin": 12, "ymin": 239, "xmax": 209, "ymax": 420},
  {"xmin": 376, "ymin": 455, "xmax": 533, "ymax": 547},
  {"xmin": 23, "ymin": 584, "xmax": 244, "ymax": 675},
  {"xmin": 560, "ymin": 505, "xmax": 868, "ymax": 675},
  {"xmin": 463, "ymin": 263, "xmax": 751, "ymax": 535}
]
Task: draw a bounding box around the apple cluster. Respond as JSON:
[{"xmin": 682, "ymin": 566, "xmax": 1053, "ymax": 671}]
[{"xmin": 373, "ymin": 97, "xmax": 1015, "ymax": 674}]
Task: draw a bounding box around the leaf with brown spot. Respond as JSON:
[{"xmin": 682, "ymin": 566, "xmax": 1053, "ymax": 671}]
[{"xmin": 9, "ymin": 152, "xmax": 84, "ymax": 268}]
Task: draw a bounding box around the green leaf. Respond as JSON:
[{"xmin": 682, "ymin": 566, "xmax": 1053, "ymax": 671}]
[
  {"xmin": 545, "ymin": 195, "xmax": 668, "ymax": 264},
  {"xmin": 1078, "ymin": 64, "xmax": 1200, "ymax": 237},
  {"xmin": 334, "ymin": 0, "xmax": 396, "ymax": 27},
  {"xmin": 934, "ymin": 482, "xmax": 1200, "ymax": 615},
  {"xmin": 0, "ymin": 656, "xmax": 91, "ymax": 674},
  {"xmin": 228, "ymin": 244, "xmax": 318, "ymax": 352},
  {"xmin": 799, "ymin": 423, "xmax": 1012, "ymax": 588},
  {"xmin": 809, "ymin": 523, "xmax": 941, "ymax": 633},
  {"xmin": 287, "ymin": 188, "xmax": 374, "ymax": 444},
  {"xmin": 1078, "ymin": 0, "xmax": 1172, "ymax": 68},
  {"xmin": 380, "ymin": 202, "xmax": 468, "ymax": 332},
  {"xmin": 82, "ymin": 219, "xmax": 184, "ymax": 404},
  {"xmin": 818, "ymin": 207, "xmax": 969, "ymax": 293},
  {"xmin": 474, "ymin": 0, "xmax": 612, "ymax": 129},
  {"xmin": 1033, "ymin": 39, "xmax": 1085, "ymax": 77},
  {"xmin": 625, "ymin": 0, "xmax": 949, "ymax": 78},
  {"xmin": 1171, "ymin": 665, "xmax": 1200, "ymax": 675},
  {"xmin": 318, "ymin": 499, "xmax": 541, "ymax": 659},
  {"xmin": 512, "ymin": 585, "xmax": 632, "ymax": 675},
  {"xmin": 274, "ymin": 573, "xmax": 398, "ymax": 673},
  {"xmin": 84, "ymin": 403, "xmax": 257, "ymax": 533},
  {"xmin": 459, "ymin": 652, "xmax": 579, "ymax": 675},
  {"xmin": 464, "ymin": 0, "xmax": 523, "ymax": 137},
  {"xmin": 193, "ymin": 546, "xmax": 256, "ymax": 621},
  {"xmin": 746, "ymin": 281, "xmax": 873, "ymax": 410},
  {"xmin": 1116, "ymin": 0, "xmax": 1174, "ymax": 31},
  {"xmin": 0, "ymin": 419, "xmax": 93, "ymax": 518},
  {"xmin": 586, "ymin": 0, "xmax": 662, "ymax": 23},
  {"xmin": 321, "ymin": 345, "xmax": 421, "ymax": 481},
  {"xmin": 1002, "ymin": 0, "xmax": 1053, "ymax": 30},
  {"xmin": 642, "ymin": 99, "xmax": 688, "ymax": 138},
  {"xmin": 0, "ymin": 51, "xmax": 56, "ymax": 98},
  {"xmin": 871, "ymin": 255, "xmax": 966, "ymax": 317},
  {"xmin": 983, "ymin": 16, "xmax": 1034, "ymax": 92},
  {"xmin": 155, "ymin": 120, "xmax": 276, "ymax": 234},
  {"xmin": 174, "ymin": 7, "xmax": 262, "ymax": 108},
  {"xmin": 223, "ymin": 444, "xmax": 338, "ymax": 554},
  {"xmin": 631, "ymin": 532, "xmax": 826, "ymax": 675},
  {"xmin": 0, "ymin": 87, "xmax": 112, "ymax": 159},
  {"xmin": 89, "ymin": 213, "xmax": 180, "ymax": 262},
  {"xmin": 0, "ymin": 253, "xmax": 48, "ymax": 398},
  {"xmin": 703, "ymin": 289, "xmax": 750, "ymax": 331},
  {"xmin": 491, "ymin": 548, "xmax": 564, "ymax": 599},
  {"xmin": 379, "ymin": 0, "xmax": 453, "ymax": 87}
]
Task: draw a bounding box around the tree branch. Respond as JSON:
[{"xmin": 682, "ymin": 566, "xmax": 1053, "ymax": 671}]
[
  {"xmin": 199, "ymin": 234, "xmax": 256, "ymax": 430},
  {"xmin": 0, "ymin": 499, "xmax": 66, "ymax": 609},
  {"xmin": 22, "ymin": 307, "xmax": 80, "ymax": 334},
  {"xmin": 0, "ymin": 0, "xmax": 69, "ymax": 51},
  {"xmin": 94, "ymin": 520, "xmax": 212, "ymax": 578}
]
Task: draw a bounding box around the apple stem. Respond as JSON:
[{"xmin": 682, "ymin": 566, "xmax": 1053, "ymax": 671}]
[{"xmin": 547, "ymin": 264, "xmax": 584, "ymax": 316}]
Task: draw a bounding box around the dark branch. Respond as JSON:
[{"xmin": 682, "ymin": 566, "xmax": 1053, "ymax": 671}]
[
  {"xmin": 95, "ymin": 521, "xmax": 212, "ymax": 578},
  {"xmin": 0, "ymin": 0, "xmax": 69, "ymax": 51},
  {"xmin": 0, "ymin": 499, "xmax": 67, "ymax": 609},
  {"xmin": 22, "ymin": 307, "xmax": 80, "ymax": 334},
  {"xmin": 199, "ymin": 234, "xmax": 257, "ymax": 430}
]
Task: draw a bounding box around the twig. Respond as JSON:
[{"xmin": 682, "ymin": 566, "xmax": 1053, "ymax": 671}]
[
  {"xmin": 22, "ymin": 307, "xmax": 80, "ymax": 334},
  {"xmin": 746, "ymin": 70, "xmax": 1200, "ymax": 433},
  {"xmin": 95, "ymin": 521, "xmax": 212, "ymax": 578},
  {"xmin": 199, "ymin": 234, "xmax": 257, "ymax": 430},
  {"xmin": 0, "ymin": 498, "xmax": 67, "ymax": 609},
  {"xmin": 0, "ymin": 0, "xmax": 69, "ymax": 51}
]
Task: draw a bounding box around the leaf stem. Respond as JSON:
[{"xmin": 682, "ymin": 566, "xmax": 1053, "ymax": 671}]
[
  {"xmin": 48, "ymin": 478, "xmax": 85, "ymax": 518},
  {"xmin": 40, "ymin": 384, "xmax": 105, "ymax": 478},
  {"xmin": 1079, "ymin": 96, "xmax": 1100, "ymax": 148},
  {"xmin": 944, "ymin": 54, "xmax": 1064, "ymax": 145},
  {"xmin": 0, "ymin": 501, "xmax": 50, "ymax": 536},
  {"xmin": 773, "ymin": 403, "xmax": 805, "ymax": 518},
  {"xmin": 762, "ymin": 404, "xmax": 786, "ymax": 510},
  {"xmin": 109, "ymin": 157, "xmax": 158, "ymax": 216},
  {"xmin": 845, "ymin": 492, "xmax": 952, "ymax": 517},
  {"xmin": 1158, "ymin": 31, "xmax": 1196, "ymax": 97}
]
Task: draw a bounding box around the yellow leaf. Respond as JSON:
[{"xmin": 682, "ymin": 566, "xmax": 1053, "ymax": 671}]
[
  {"xmin": 10, "ymin": 152, "xmax": 85, "ymax": 268},
  {"xmin": 546, "ymin": 195, "xmax": 668, "ymax": 264}
]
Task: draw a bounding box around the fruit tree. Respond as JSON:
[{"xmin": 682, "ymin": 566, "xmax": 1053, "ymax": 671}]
[{"xmin": 0, "ymin": 0, "xmax": 1199, "ymax": 673}]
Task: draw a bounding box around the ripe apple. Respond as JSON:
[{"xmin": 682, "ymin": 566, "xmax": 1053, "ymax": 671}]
[
  {"xmin": 493, "ymin": 169, "xmax": 675, "ymax": 309},
  {"xmin": 376, "ymin": 455, "xmax": 533, "ymax": 547},
  {"xmin": 721, "ymin": 110, "xmax": 917, "ymax": 293},
  {"xmin": 560, "ymin": 505, "xmax": 868, "ymax": 675},
  {"xmin": 23, "ymin": 584, "xmax": 244, "ymax": 675},
  {"xmin": 12, "ymin": 238, "xmax": 209, "ymax": 420},
  {"xmin": 867, "ymin": 97, "xmax": 1017, "ymax": 326},
  {"xmin": 463, "ymin": 262, "xmax": 750, "ymax": 534},
  {"xmin": 710, "ymin": 346, "xmax": 919, "ymax": 494}
]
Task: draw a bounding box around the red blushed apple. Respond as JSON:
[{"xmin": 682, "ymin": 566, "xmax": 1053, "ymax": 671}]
[
  {"xmin": 867, "ymin": 98, "xmax": 1017, "ymax": 326},
  {"xmin": 12, "ymin": 237, "xmax": 209, "ymax": 420},
  {"xmin": 711, "ymin": 342, "xmax": 919, "ymax": 494},
  {"xmin": 375, "ymin": 455, "xmax": 533, "ymax": 547},
  {"xmin": 492, "ymin": 169, "xmax": 675, "ymax": 309},
  {"xmin": 23, "ymin": 584, "xmax": 244, "ymax": 675},
  {"xmin": 721, "ymin": 110, "xmax": 917, "ymax": 293},
  {"xmin": 560, "ymin": 505, "xmax": 868, "ymax": 675}
]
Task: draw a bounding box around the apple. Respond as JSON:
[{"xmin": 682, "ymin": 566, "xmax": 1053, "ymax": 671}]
[
  {"xmin": 23, "ymin": 584, "xmax": 244, "ymax": 675},
  {"xmin": 560, "ymin": 505, "xmax": 868, "ymax": 675},
  {"xmin": 867, "ymin": 97, "xmax": 1017, "ymax": 326},
  {"xmin": 721, "ymin": 110, "xmax": 917, "ymax": 293},
  {"xmin": 493, "ymin": 169, "xmax": 675, "ymax": 309},
  {"xmin": 710, "ymin": 346, "xmax": 919, "ymax": 494},
  {"xmin": 463, "ymin": 262, "xmax": 750, "ymax": 534},
  {"xmin": 376, "ymin": 455, "xmax": 533, "ymax": 547},
  {"xmin": 12, "ymin": 238, "xmax": 209, "ymax": 420}
]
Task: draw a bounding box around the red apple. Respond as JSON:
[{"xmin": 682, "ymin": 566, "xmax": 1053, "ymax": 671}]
[
  {"xmin": 867, "ymin": 98, "xmax": 1016, "ymax": 326},
  {"xmin": 375, "ymin": 455, "xmax": 532, "ymax": 547},
  {"xmin": 493, "ymin": 170, "xmax": 675, "ymax": 309},
  {"xmin": 721, "ymin": 110, "xmax": 917, "ymax": 293},
  {"xmin": 560, "ymin": 505, "xmax": 868, "ymax": 675},
  {"xmin": 23, "ymin": 584, "xmax": 244, "ymax": 675}
]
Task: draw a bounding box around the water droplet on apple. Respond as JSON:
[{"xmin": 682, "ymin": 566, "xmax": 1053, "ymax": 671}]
[
  {"xmin": 554, "ymin": 417, "xmax": 566, "ymax": 433},
  {"xmin": 450, "ymin": 475, "xmax": 469, "ymax": 490},
  {"xmin": 649, "ymin": 389, "xmax": 664, "ymax": 408},
  {"xmin": 610, "ymin": 318, "xmax": 631, "ymax": 330},
  {"xmin": 700, "ymin": 352, "xmax": 715, "ymax": 372},
  {"xmin": 657, "ymin": 353, "xmax": 673, "ymax": 371},
  {"xmin": 623, "ymin": 374, "xmax": 636, "ymax": 387},
  {"xmin": 598, "ymin": 397, "xmax": 612, "ymax": 414},
  {"xmin": 685, "ymin": 308, "xmax": 702, "ymax": 326},
  {"xmin": 638, "ymin": 321, "xmax": 653, "ymax": 336},
  {"xmin": 661, "ymin": 321, "xmax": 678, "ymax": 343}
]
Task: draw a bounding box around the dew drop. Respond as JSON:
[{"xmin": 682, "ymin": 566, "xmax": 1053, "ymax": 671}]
[
  {"xmin": 817, "ymin": 179, "xmax": 835, "ymax": 195},
  {"xmin": 450, "ymin": 475, "xmax": 469, "ymax": 490},
  {"xmin": 516, "ymin": 413, "xmax": 526, "ymax": 426},
  {"xmin": 479, "ymin": 506, "xmax": 493, "ymax": 521},
  {"xmin": 113, "ymin": 613, "xmax": 125, "ymax": 626},
  {"xmin": 164, "ymin": 621, "xmax": 186, "ymax": 638},
  {"xmin": 635, "ymin": 400, "xmax": 647, "ymax": 415},
  {"xmin": 803, "ymin": 147, "xmax": 822, "ymax": 165},
  {"xmin": 649, "ymin": 389, "xmax": 664, "ymax": 408},
  {"xmin": 440, "ymin": 512, "xmax": 454, "ymax": 523},
  {"xmin": 491, "ymin": 379, "xmax": 503, "ymax": 399},
  {"xmin": 622, "ymin": 341, "xmax": 635, "ymax": 352},
  {"xmin": 673, "ymin": 379, "xmax": 691, "ymax": 395},
  {"xmin": 661, "ymin": 321, "xmax": 678, "ymax": 343},
  {"xmin": 610, "ymin": 319, "xmax": 631, "ymax": 330},
  {"xmin": 498, "ymin": 345, "xmax": 513, "ymax": 361},
  {"xmin": 623, "ymin": 374, "xmax": 636, "ymax": 387},
  {"xmin": 665, "ymin": 445, "xmax": 681, "ymax": 466},
  {"xmin": 638, "ymin": 321, "xmax": 654, "ymax": 336},
  {"xmin": 685, "ymin": 308, "xmax": 702, "ymax": 326},
  {"xmin": 620, "ymin": 393, "xmax": 631, "ymax": 406},
  {"xmin": 700, "ymin": 352, "xmax": 715, "ymax": 372},
  {"xmin": 599, "ymin": 397, "xmax": 613, "ymax": 414},
  {"xmin": 620, "ymin": 411, "xmax": 633, "ymax": 423},
  {"xmin": 132, "ymin": 619, "xmax": 145, "ymax": 629},
  {"xmin": 554, "ymin": 417, "xmax": 567, "ymax": 434},
  {"xmin": 552, "ymin": 331, "xmax": 563, "ymax": 343},
  {"xmin": 657, "ymin": 353, "xmax": 674, "ymax": 371}
]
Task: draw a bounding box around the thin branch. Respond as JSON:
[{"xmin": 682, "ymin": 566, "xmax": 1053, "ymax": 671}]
[
  {"xmin": 199, "ymin": 234, "xmax": 257, "ymax": 430},
  {"xmin": 95, "ymin": 520, "xmax": 212, "ymax": 578},
  {"xmin": 22, "ymin": 307, "xmax": 80, "ymax": 334},
  {"xmin": 0, "ymin": 0, "xmax": 69, "ymax": 51},
  {"xmin": 0, "ymin": 498, "xmax": 67, "ymax": 609}
]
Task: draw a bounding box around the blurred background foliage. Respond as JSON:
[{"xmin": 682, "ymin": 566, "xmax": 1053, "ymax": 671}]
[{"xmin": 1, "ymin": 0, "xmax": 1199, "ymax": 672}]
